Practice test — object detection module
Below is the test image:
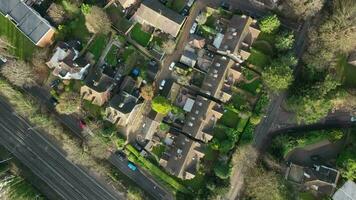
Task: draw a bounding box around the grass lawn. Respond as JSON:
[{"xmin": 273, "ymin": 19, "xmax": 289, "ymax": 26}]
[
  {"xmin": 252, "ymin": 40, "xmax": 274, "ymax": 56},
  {"xmin": 238, "ymin": 78, "xmax": 262, "ymax": 96},
  {"xmin": 82, "ymin": 100, "xmax": 103, "ymax": 119},
  {"xmin": 151, "ymin": 144, "xmax": 166, "ymax": 158},
  {"xmin": 106, "ymin": 5, "xmax": 132, "ymax": 33},
  {"xmin": 130, "ymin": 24, "xmax": 152, "ymax": 47},
  {"xmin": 231, "ymin": 94, "xmax": 248, "ymax": 109},
  {"xmin": 337, "ymin": 55, "xmax": 356, "ymax": 87},
  {"xmin": 247, "ymin": 48, "xmax": 270, "ymax": 69},
  {"xmin": 0, "ymin": 14, "xmax": 35, "ymax": 60},
  {"xmin": 88, "ymin": 34, "xmax": 108, "ymax": 61},
  {"xmin": 105, "ymin": 45, "xmax": 120, "ymax": 66},
  {"xmin": 257, "ymin": 32, "xmax": 275, "ymax": 45},
  {"xmin": 236, "ymin": 118, "xmax": 249, "ymax": 132},
  {"xmin": 219, "ymin": 109, "xmax": 240, "ymax": 128}
]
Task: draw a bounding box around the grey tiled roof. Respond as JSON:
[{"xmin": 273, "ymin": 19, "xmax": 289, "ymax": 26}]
[{"xmin": 0, "ymin": 0, "xmax": 53, "ymax": 44}]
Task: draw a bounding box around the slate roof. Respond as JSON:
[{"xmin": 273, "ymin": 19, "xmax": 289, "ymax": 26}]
[
  {"xmin": 131, "ymin": 0, "xmax": 185, "ymax": 37},
  {"xmin": 0, "ymin": 0, "xmax": 53, "ymax": 44}
]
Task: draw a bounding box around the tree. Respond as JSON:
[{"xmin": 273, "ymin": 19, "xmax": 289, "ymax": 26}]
[
  {"xmin": 162, "ymin": 39, "xmax": 176, "ymax": 54},
  {"xmin": 151, "ymin": 96, "xmax": 172, "ymax": 115},
  {"xmin": 140, "ymin": 84, "xmax": 154, "ymax": 101},
  {"xmin": 337, "ymin": 134, "xmax": 356, "ymax": 180},
  {"xmin": 262, "ymin": 64, "xmax": 294, "ymax": 92},
  {"xmin": 275, "ymin": 32, "xmax": 295, "ymax": 51},
  {"xmin": 196, "ymin": 12, "xmax": 208, "ymax": 25},
  {"xmin": 250, "ymin": 114, "xmax": 261, "ymax": 125},
  {"xmin": 127, "ymin": 187, "xmax": 143, "ymax": 200},
  {"xmin": 56, "ymin": 92, "xmax": 81, "ymax": 114},
  {"xmin": 84, "ymin": 6, "xmax": 111, "ymax": 35},
  {"xmin": 0, "ymin": 60, "xmax": 35, "ymax": 88},
  {"xmin": 282, "ymin": 0, "xmax": 325, "ymax": 20},
  {"xmin": 244, "ymin": 166, "xmax": 289, "ymax": 200},
  {"xmin": 47, "ymin": 3, "xmax": 66, "ymax": 24},
  {"xmin": 213, "ymin": 163, "xmax": 232, "ymax": 179},
  {"xmin": 259, "ymin": 15, "xmax": 281, "ymax": 33}
]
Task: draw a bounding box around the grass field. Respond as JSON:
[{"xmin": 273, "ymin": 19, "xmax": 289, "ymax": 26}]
[
  {"xmin": 88, "ymin": 34, "xmax": 108, "ymax": 61},
  {"xmin": 130, "ymin": 24, "xmax": 152, "ymax": 47},
  {"xmin": 0, "ymin": 14, "xmax": 35, "ymax": 60}
]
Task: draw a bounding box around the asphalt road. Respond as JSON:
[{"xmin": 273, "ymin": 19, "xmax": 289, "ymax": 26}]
[
  {"xmin": 0, "ymin": 96, "xmax": 123, "ymax": 200},
  {"xmin": 109, "ymin": 154, "xmax": 173, "ymax": 200}
]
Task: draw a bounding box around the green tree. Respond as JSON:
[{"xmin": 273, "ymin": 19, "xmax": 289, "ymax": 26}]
[
  {"xmin": 151, "ymin": 96, "xmax": 172, "ymax": 115},
  {"xmin": 259, "ymin": 15, "xmax": 281, "ymax": 33},
  {"xmin": 213, "ymin": 163, "xmax": 232, "ymax": 179},
  {"xmin": 337, "ymin": 134, "xmax": 356, "ymax": 180},
  {"xmin": 275, "ymin": 32, "xmax": 295, "ymax": 51},
  {"xmin": 262, "ymin": 64, "xmax": 294, "ymax": 92},
  {"xmin": 250, "ymin": 114, "xmax": 261, "ymax": 125}
]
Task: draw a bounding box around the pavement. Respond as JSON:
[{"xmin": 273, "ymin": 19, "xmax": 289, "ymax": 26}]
[
  {"xmin": 0, "ymin": 96, "xmax": 124, "ymax": 200},
  {"xmin": 109, "ymin": 154, "xmax": 174, "ymax": 200}
]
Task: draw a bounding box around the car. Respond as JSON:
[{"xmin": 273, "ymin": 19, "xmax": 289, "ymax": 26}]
[
  {"xmin": 50, "ymin": 79, "xmax": 61, "ymax": 88},
  {"xmin": 49, "ymin": 96, "xmax": 58, "ymax": 106},
  {"xmin": 169, "ymin": 62, "xmax": 175, "ymax": 71},
  {"xmin": 181, "ymin": 6, "xmax": 189, "ymax": 16},
  {"xmin": 115, "ymin": 151, "xmax": 126, "ymax": 161},
  {"xmin": 187, "ymin": 0, "xmax": 195, "ymax": 7},
  {"xmin": 79, "ymin": 119, "xmax": 86, "ymax": 129},
  {"xmin": 159, "ymin": 79, "xmax": 166, "ymax": 90},
  {"xmin": 190, "ymin": 22, "xmax": 198, "ymax": 34},
  {"xmin": 133, "ymin": 142, "xmax": 143, "ymax": 151},
  {"xmin": 351, "ymin": 116, "xmax": 356, "ymax": 122},
  {"xmin": 127, "ymin": 162, "xmax": 137, "ymax": 171}
]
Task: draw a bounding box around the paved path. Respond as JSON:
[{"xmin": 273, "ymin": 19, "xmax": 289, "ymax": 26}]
[{"xmin": 0, "ymin": 96, "xmax": 124, "ymax": 200}]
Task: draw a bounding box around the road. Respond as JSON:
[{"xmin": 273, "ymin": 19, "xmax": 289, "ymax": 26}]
[
  {"xmin": 109, "ymin": 154, "xmax": 173, "ymax": 200},
  {"xmin": 0, "ymin": 96, "xmax": 123, "ymax": 200}
]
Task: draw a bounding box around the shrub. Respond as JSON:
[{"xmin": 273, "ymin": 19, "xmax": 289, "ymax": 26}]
[
  {"xmin": 259, "ymin": 15, "xmax": 281, "ymax": 33},
  {"xmin": 151, "ymin": 96, "xmax": 172, "ymax": 115}
]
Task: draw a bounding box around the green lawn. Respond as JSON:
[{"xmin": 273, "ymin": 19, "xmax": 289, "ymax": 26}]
[
  {"xmin": 152, "ymin": 144, "xmax": 166, "ymax": 158},
  {"xmin": 219, "ymin": 109, "xmax": 240, "ymax": 128},
  {"xmin": 252, "ymin": 40, "xmax": 274, "ymax": 56},
  {"xmin": 105, "ymin": 45, "xmax": 120, "ymax": 66},
  {"xmin": 130, "ymin": 24, "xmax": 152, "ymax": 47},
  {"xmin": 82, "ymin": 100, "xmax": 104, "ymax": 119},
  {"xmin": 59, "ymin": 14, "xmax": 91, "ymax": 44},
  {"xmin": 88, "ymin": 34, "xmax": 108, "ymax": 61},
  {"xmin": 0, "ymin": 14, "xmax": 35, "ymax": 60},
  {"xmin": 247, "ymin": 49, "xmax": 270, "ymax": 69},
  {"xmin": 238, "ymin": 78, "xmax": 262, "ymax": 95}
]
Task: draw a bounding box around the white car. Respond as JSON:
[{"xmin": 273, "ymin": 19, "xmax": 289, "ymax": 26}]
[
  {"xmin": 190, "ymin": 22, "xmax": 198, "ymax": 34},
  {"xmin": 169, "ymin": 62, "xmax": 175, "ymax": 71},
  {"xmin": 159, "ymin": 79, "xmax": 166, "ymax": 90}
]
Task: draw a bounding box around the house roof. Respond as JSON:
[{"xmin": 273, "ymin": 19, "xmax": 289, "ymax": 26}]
[
  {"xmin": 333, "ymin": 180, "xmax": 356, "ymax": 200},
  {"xmin": 118, "ymin": 0, "xmax": 137, "ymax": 8},
  {"xmin": 131, "ymin": 0, "xmax": 185, "ymax": 37},
  {"xmin": 84, "ymin": 66, "xmax": 116, "ymax": 93},
  {"xmin": 0, "ymin": 0, "xmax": 53, "ymax": 44},
  {"xmin": 109, "ymin": 90, "xmax": 139, "ymax": 114},
  {"xmin": 180, "ymin": 50, "xmax": 198, "ymax": 67}
]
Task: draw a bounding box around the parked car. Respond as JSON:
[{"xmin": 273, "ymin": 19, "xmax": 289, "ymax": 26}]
[
  {"xmin": 169, "ymin": 62, "xmax": 175, "ymax": 71},
  {"xmin": 190, "ymin": 22, "xmax": 198, "ymax": 34},
  {"xmin": 351, "ymin": 116, "xmax": 356, "ymax": 122},
  {"xmin": 159, "ymin": 79, "xmax": 166, "ymax": 90},
  {"xmin": 49, "ymin": 96, "xmax": 58, "ymax": 106},
  {"xmin": 115, "ymin": 151, "xmax": 126, "ymax": 161},
  {"xmin": 50, "ymin": 79, "xmax": 61, "ymax": 88},
  {"xmin": 187, "ymin": 0, "xmax": 195, "ymax": 7},
  {"xmin": 181, "ymin": 6, "xmax": 189, "ymax": 16},
  {"xmin": 133, "ymin": 142, "xmax": 143, "ymax": 151},
  {"xmin": 127, "ymin": 162, "xmax": 137, "ymax": 171}
]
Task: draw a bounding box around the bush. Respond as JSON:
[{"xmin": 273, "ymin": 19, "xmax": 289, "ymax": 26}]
[
  {"xmin": 259, "ymin": 14, "xmax": 281, "ymax": 34},
  {"xmin": 275, "ymin": 31, "xmax": 295, "ymax": 51},
  {"xmin": 213, "ymin": 163, "xmax": 232, "ymax": 179},
  {"xmin": 151, "ymin": 96, "xmax": 173, "ymax": 115}
]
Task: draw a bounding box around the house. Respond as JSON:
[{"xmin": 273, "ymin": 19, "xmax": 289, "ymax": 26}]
[
  {"xmin": 105, "ymin": 76, "xmax": 143, "ymax": 127},
  {"xmin": 0, "ymin": 0, "xmax": 55, "ymax": 47},
  {"xmin": 131, "ymin": 0, "xmax": 185, "ymax": 37},
  {"xmin": 217, "ymin": 15, "xmax": 260, "ymax": 61},
  {"xmin": 80, "ymin": 66, "xmax": 118, "ymax": 106},
  {"xmin": 46, "ymin": 41, "xmax": 90, "ymax": 80},
  {"xmin": 117, "ymin": 0, "xmax": 137, "ymax": 8},
  {"xmin": 159, "ymin": 131, "xmax": 206, "ymax": 180},
  {"xmin": 180, "ymin": 50, "xmax": 198, "ymax": 68},
  {"xmin": 332, "ymin": 180, "xmax": 356, "ymax": 200},
  {"xmin": 285, "ymin": 163, "xmax": 340, "ymax": 196}
]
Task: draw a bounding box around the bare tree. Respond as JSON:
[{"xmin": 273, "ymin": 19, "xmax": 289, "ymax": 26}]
[
  {"xmin": 282, "ymin": 0, "xmax": 325, "ymax": 20},
  {"xmin": 1, "ymin": 60, "xmax": 35, "ymax": 88},
  {"xmin": 162, "ymin": 38, "xmax": 176, "ymax": 54},
  {"xmin": 47, "ymin": 3, "xmax": 66, "ymax": 25},
  {"xmin": 56, "ymin": 91, "xmax": 81, "ymax": 114},
  {"xmin": 85, "ymin": 6, "xmax": 111, "ymax": 35},
  {"xmin": 31, "ymin": 48, "xmax": 50, "ymax": 85},
  {"xmin": 140, "ymin": 84, "xmax": 154, "ymax": 101}
]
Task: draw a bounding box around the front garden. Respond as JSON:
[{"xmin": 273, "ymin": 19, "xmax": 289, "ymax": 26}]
[{"xmin": 130, "ymin": 24, "xmax": 152, "ymax": 47}]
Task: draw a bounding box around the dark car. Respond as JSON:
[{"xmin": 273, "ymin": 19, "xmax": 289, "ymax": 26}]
[
  {"xmin": 50, "ymin": 79, "xmax": 61, "ymax": 88},
  {"xmin": 133, "ymin": 142, "xmax": 143, "ymax": 151},
  {"xmin": 181, "ymin": 6, "xmax": 190, "ymax": 16},
  {"xmin": 115, "ymin": 151, "xmax": 126, "ymax": 161},
  {"xmin": 49, "ymin": 96, "xmax": 59, "ymax": 106}
]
